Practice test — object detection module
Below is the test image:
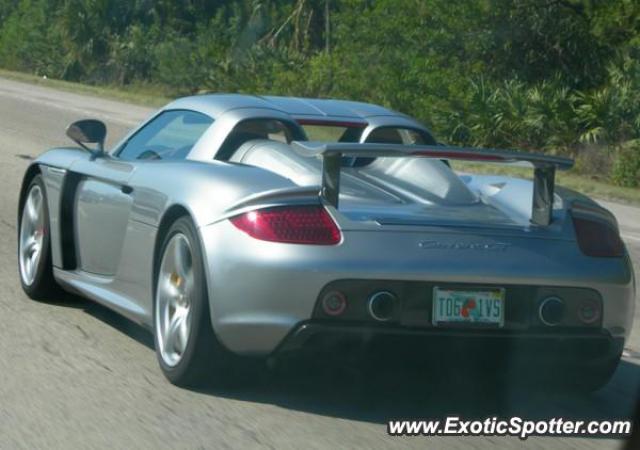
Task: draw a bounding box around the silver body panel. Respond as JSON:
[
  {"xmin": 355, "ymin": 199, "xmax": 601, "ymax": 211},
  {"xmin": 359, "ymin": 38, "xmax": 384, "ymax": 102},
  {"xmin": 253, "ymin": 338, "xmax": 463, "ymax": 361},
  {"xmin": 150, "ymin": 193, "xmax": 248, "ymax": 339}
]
[
  {"xmin": 201, "ymin": 221, "xmax": 634, "ymax": 354},
  {"xmin": 23, "ymin": 94, "xmax": 635, "ymax": 355}
]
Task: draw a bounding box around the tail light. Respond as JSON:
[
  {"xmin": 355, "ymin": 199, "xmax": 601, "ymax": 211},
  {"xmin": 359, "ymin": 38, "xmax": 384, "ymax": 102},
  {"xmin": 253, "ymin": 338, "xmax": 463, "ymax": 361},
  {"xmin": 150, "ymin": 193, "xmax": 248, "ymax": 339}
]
[
  {"xmin": 230, "ymin": 205, "xmax": 341, "ymax": 245},
  {"xmin": 571, "ymin": 204, "xmax": 624, "ymax": 257}
]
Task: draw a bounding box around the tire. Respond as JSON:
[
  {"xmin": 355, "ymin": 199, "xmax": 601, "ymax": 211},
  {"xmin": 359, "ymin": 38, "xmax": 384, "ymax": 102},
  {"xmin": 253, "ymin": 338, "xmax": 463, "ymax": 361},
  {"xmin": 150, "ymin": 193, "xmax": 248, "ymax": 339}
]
[
  {"xmin": 153, "ymin": 216, "xmax": 235, "ymax": 387},
  {"xmin": 18, "ymin": 174, "xmax": 59, "ymax": 300}
]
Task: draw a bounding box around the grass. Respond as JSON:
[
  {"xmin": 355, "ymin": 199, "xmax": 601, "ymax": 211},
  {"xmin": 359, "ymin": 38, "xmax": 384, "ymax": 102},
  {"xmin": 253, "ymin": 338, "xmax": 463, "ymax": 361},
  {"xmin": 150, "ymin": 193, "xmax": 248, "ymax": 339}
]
[{"xmin": 0, "ymin": 68, "xmax": 638, "ymax": 205}]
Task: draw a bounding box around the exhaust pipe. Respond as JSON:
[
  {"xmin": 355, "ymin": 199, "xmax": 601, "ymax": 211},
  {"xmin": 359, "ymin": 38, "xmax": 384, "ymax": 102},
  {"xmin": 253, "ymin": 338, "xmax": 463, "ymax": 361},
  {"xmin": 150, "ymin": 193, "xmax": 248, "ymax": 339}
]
[
  {"xmin": 368, "ymin": 291, "xmax": 397, "ymax": 321},
  {"xmin": 538, "ymin": 296, "xmax": 565, "ymax": 326}
]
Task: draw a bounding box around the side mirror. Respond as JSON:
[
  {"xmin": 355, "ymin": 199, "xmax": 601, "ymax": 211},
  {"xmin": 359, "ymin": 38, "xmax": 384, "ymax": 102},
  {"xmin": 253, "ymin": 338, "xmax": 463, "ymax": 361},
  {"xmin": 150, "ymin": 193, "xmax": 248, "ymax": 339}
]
[{"xmin": 66, "ymin": 119, "xmax": 107, "ymax": 156}]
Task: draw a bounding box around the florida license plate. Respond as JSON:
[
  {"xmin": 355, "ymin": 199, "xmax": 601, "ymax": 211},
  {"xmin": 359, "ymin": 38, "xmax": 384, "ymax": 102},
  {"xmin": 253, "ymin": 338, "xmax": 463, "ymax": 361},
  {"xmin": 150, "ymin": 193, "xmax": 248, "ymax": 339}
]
[{"xmin": 432, "ymin": 287, "xmax": 505, "ymax": 327}]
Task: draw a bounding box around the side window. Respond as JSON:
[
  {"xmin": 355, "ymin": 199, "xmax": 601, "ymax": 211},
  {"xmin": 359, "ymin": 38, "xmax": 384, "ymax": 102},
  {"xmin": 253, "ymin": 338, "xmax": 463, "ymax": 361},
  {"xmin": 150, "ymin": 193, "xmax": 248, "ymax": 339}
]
[
  {"xmin": 366, "ymin": 127, "xmax": 429, "ymax": 144},
  {"xmin": 217, "ymin": 119, "xmax": 294, "ymax": 160},
  {"xmin": 117, "ymin": 110, "xmax": 213, "ymax": 161},
  {"xmin": 398, "ymin": 128, "xmax": 427, "ymax": 144},
  {"xmin": 349, "ymin": 127, "xmax": 432, "ymax": 168}
]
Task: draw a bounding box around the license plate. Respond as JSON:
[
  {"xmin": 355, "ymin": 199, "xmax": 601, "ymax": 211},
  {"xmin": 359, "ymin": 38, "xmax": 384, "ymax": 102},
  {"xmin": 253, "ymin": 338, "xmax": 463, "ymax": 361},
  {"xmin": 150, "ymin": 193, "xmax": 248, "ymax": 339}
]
[{"xmin": 432, "ymin": 287, "xmax": 505, "ymax": 327}]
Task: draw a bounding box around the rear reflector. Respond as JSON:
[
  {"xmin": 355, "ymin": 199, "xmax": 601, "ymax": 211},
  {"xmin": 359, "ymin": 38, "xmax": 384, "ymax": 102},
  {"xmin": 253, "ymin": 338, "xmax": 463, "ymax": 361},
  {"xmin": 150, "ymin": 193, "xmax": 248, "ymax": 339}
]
[
  {"xmin": 577, "ymin": 299, "xmax": 601, "ymax": 325},
  {"xmin": 572, "ymin": 216, "xmax": 624, "ymax": 257},
  {"xmin": 321, "ymin": 291, "xmax": 348, "ymax": 316},
  {"xmin": 230, "ymin": 205, "xmax": 341, "ymax": 245}
]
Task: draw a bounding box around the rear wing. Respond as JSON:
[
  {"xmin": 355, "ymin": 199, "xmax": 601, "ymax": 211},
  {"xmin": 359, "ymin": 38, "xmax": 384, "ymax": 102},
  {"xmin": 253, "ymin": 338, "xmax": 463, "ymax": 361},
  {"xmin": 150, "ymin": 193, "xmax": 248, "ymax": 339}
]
[{"xmin": 291, "ymin": 141, "xmax": 574, "ymax": 226}]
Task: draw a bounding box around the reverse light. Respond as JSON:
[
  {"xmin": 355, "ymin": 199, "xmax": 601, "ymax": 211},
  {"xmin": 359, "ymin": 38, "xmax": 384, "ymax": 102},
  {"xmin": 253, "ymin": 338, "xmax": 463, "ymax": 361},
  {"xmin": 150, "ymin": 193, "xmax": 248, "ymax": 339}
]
[
  {"xmin": 572, "ymin": 215, "xmax": 624, "ymax": 257},
  {"xmin": 230, "ymin": 205, "xmax": 341, "ymax": 245}
]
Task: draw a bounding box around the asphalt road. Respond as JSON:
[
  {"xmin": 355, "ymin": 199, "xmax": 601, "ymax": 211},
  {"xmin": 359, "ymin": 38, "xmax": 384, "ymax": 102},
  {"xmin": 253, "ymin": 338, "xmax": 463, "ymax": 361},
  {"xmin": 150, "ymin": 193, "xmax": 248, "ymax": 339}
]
[{"xmin": 0, "ymin": 76, "xmax": 638, "ymax": 450}]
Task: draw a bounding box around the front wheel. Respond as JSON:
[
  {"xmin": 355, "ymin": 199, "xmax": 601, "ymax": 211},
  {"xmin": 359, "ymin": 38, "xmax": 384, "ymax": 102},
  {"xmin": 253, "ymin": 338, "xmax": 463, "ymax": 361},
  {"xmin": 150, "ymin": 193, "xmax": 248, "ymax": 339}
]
[
  {"xmin": 18, "ymin": 174, "xmax": 59, "ymax": 300},
  {"xmin": 154, "ymin": 216, "xmax": 234, "ymax": 387}
]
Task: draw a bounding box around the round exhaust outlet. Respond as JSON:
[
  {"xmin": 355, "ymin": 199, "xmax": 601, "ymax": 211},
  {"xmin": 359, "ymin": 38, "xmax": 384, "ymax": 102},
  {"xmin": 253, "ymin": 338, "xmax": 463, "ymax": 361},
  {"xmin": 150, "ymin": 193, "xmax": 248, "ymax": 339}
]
[
  {"xmin": 538, "ymin": 296, "xmax": 565, "ymax": 326},
  {"xmin": 368, "ymin": 291, "xmax": 397, "ymax": 322}
]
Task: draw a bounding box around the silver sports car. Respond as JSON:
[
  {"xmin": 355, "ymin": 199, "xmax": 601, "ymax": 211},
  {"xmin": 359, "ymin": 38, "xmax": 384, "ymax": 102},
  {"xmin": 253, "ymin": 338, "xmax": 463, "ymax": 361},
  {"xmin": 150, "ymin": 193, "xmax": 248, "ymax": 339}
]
[{"xmin": 18, "ymin": 94, "xmax": 635, "ymax": 388}]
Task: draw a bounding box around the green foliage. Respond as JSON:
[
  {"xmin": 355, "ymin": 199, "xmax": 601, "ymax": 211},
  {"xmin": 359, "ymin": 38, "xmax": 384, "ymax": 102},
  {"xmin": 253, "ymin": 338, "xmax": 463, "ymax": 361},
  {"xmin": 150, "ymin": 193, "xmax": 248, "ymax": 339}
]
[
  {"xmin": 0, "ymin": 0, "xmax": 639, "ymax": 188},
  {"xmin": 612, "ymin": 141, "xmax": 640, "ymax": 187},
  {"xmin": 0, "ymin": 0, "xmax": 65, "ymax": 76},
  {"xmin": 574, "ymin": 60, "xmax": 640, "ymax": 144}
]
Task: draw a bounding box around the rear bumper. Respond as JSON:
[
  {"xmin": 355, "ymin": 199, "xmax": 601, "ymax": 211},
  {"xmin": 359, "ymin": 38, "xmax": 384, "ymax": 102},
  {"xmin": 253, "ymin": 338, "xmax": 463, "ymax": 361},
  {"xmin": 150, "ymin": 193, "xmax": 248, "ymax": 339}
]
[
  {"xmin": 276, "ymin": 321, "xmax": 624, "ymax": 367},
  {"xmin": 199, "ymin": 221, "xmax": 635, "ymax": 355}
]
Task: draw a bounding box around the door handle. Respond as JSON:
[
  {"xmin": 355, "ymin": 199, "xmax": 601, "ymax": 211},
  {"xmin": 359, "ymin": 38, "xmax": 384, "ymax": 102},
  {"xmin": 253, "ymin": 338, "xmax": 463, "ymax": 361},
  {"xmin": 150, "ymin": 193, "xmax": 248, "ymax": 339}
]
[{"xmin": 121, "ymin": 185, "xmax": 133, "ymax": 195}]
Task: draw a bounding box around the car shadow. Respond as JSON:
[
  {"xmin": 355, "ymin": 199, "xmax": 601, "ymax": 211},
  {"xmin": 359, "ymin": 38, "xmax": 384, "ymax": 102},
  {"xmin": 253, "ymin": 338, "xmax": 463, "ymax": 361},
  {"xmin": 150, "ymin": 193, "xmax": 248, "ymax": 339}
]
[
  {"xmin": 200, "ymin": 357, "xmax": 640, "ymax": 433},
  {"xmin": 55, "ymin": 291, "xmax": 155, "ymax": 349},
  {"xmin": 69, "ymin": 292, "xmax": 639, "ymax": 435}
]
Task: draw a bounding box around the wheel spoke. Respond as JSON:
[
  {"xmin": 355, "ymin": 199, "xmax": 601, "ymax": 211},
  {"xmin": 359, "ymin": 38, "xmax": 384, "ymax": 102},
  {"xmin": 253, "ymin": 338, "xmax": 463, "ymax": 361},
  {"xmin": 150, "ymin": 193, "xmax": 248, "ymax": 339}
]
[
  {"xmin": 24, "ymin": 236, "xmax": 36, "ymax": 253},
  {"xmin": 25, "ymin": 253, "xmax": 35, "ymax": 280},
  {"xmin": 32, "ymin": 191, "xmax": 42, "ymax": 224},
  {"xmin": 162, "ymin": 276, "xmax": 180, "ymax": 300},
  {"xmin": 174, "ymin": 238, "xmax": 191, "ymax": 280},
  {"xmin": 26, "ymin": 194, "xmax": 37, "ymax": 222},
  {"xmin": 164, "ymin": 309, "xmax": 186, "ymax": 354},
  {"xmin": 163, "ymin": 317, "xmax": 177, "ymax": 354},
  {"xmin": 177, "ymin": 313, "xmax": 189, "ymax": 352},
  {"xmin": 182, "ymin": 268, "xmax": 195, "ymax": 300},
  {"xmin": 24, "ymin": 255, "xmax": 32, "ymax": 279}
]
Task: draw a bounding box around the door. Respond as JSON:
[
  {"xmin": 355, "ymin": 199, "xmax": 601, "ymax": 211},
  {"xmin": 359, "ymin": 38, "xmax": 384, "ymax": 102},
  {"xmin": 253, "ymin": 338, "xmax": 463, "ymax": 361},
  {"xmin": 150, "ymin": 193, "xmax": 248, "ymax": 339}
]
[
  {"xmin": 70, "ymin": 109, "xmax": 214, "ymax": 276},
  {"xmin": 70, "ymin": 157, "xmax": 135, "ymax": 276}
]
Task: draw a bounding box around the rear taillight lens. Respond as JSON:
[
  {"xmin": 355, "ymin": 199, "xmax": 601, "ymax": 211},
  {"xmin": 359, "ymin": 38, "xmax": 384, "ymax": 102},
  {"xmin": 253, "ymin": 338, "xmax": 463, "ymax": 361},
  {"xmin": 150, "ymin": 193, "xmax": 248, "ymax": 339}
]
[
  {"xmin": 230, "ymin": 205, "xmax": 341, "ymax": 245},
  {"xmin": 572, "ymin": 216, "xmax": 624, "ymax": 257}
]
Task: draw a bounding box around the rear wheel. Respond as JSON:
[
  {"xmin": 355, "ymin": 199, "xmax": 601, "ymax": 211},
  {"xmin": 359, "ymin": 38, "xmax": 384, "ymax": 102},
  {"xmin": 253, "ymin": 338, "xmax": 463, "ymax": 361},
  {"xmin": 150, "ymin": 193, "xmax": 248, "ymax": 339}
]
[
  {"xmin": 18, "ymin": 175, "xmax": 59, "ymax": 300},
  {"xmin": 154, "ymin": 216, "xmax": 234, "ymax": 387}
]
